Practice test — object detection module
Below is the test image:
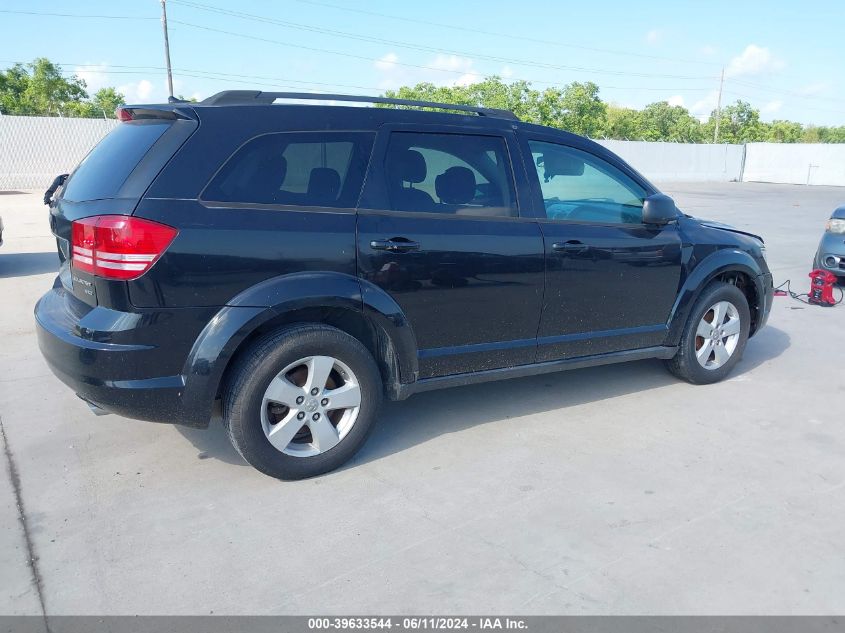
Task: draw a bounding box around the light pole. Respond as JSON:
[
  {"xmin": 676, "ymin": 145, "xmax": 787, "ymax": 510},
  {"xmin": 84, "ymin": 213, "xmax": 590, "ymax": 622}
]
[
  {"xmin": 160, "ymin": 0, "xmax": 174, "ymax": 100},
  {"xmin": 713, "ymin": 67, "xmax": 724, "ymax": 143}
]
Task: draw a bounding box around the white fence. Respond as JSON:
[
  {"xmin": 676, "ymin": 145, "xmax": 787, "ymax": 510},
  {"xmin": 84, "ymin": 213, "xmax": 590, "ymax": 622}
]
[
  {"xmin": 743, "ymin": 143, "xmax": 845, "ymax": 186},
  {"xmin": 0, "ymin": 114, "xmax": 117, "ymax": 190},
  {"xmin": 1, "ymin": 115, "xmax": 845, "ymax": 190},
  {"xmin": 596, "ymin": 140, "xmax": 746, "ymax": 182}
]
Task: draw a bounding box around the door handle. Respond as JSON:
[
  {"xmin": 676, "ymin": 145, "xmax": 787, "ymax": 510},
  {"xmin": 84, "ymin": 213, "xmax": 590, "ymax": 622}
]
[
  {"xmin": 552, "ymin": 240, "xmax": 590, "ymax": 254},
  {"xmin": 370, "ymin": 238, "xmax": 421, "ymax": 253}
]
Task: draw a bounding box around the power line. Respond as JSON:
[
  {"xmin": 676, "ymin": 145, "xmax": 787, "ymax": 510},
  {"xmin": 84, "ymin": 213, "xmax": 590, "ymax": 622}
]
[
  {"xmin": 0, "ymin": 9, "xmax": 155, "ymax": 20},
  {"xmin": 5, "ymin": 4, "xmax": 841, "ymax": 111},
  {"xmin": 722, "ymin": 91, "xmax": 843, "ymax": 116},
  {"xmin": 36, "ymin": 62, "xmax": 711, "ymax": 96},
  {"xmin": 292, "ymin": 0, "xmax": 722, "ymax": 67},
  {"xmin": 34, "ymin": 66, "xmax": 845, "ymax": 120},
  {"xmin": 726, "ymin": 78, "xmax": 843, "ymax": 104},
  {"xmin": 169, "ymin": 19, "xmax": 714, "ymax": 90},
  {"xmin": 8, "ymin": 4, "xmax": 839, "ymax": 113},
  {"xmin": 167, "ymin": 0, "xmax": 714, "ymax": 81}
]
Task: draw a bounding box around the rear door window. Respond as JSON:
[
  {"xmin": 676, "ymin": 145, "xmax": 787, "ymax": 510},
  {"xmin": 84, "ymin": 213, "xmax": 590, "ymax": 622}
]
[
  {"xmin": 202, "ymin": 132, "xmax": 374, "ymax": 208},
  {"xmin": 63, "ymin": 121, "xmax": 172, "ymax": 202},
  {"xmin": 381, "ymin": 132, "xmax": 517, "ymax": 217}
]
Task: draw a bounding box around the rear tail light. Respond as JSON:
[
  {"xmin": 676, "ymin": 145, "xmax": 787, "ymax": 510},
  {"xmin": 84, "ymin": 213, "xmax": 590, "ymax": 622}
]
[{"xmin": 71, "ymin": 215, "xmax": 177, "ymax": 280}]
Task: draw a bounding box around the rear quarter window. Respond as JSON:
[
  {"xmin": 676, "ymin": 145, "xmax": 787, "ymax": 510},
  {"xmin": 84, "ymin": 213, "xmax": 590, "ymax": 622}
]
[
  {"xmin": 62, "ymin": 121, "xmax": 172, "ymax": 202},
  {"xmin": 202, "ymin": 132, "xmax": 374, "ymax": 209}
]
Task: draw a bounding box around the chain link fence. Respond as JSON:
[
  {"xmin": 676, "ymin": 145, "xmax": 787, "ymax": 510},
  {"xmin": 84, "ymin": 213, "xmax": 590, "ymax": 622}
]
[
  {"xmin": 2, "ymin": 114, "xmax": 844, "ymax": 191},
  {"xmin": 0, "ymin": 114, "xmax": 117, "ymax": 190}
]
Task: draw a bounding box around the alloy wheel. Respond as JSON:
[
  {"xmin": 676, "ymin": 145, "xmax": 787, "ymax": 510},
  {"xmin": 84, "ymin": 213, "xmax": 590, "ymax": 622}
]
[
  {"xmin": 260, "ymin": 355, "xmax": 362, "ymax": 457},
  {"xmin": 694, "ymin": 300, "xmax": 741, "ymax": 370}
]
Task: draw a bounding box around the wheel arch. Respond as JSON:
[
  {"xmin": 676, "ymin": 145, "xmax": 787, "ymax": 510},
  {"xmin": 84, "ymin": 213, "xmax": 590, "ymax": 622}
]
[
  {"xmin": 178, "ymin": 272, "xmax": 418, "ymax": 428},
  {"xmin": 667, "ymin": 249, "xmax": 765, "ymax": 346}
]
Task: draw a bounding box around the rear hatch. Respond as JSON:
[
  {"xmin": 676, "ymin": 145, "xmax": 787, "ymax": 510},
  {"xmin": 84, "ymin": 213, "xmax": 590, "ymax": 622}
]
[{"xmin": 50, "ymin": 106, "xmax": 198, "ymax": 309}]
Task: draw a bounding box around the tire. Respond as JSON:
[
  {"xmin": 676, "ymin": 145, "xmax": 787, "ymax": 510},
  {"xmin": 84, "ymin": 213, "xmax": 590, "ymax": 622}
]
[
  {"xmin": 223, "ymin": 323, "xmax": 383, "ymax": 480},
  {"xmin": 665, "ymin": 281, "xmax": 750, "ymax": 385}
]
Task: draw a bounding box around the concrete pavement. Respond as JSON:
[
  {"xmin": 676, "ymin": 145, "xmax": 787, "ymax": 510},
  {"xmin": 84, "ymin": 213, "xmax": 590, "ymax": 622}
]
[{"xmin": 1, "ymin": 183, "xmax": 844, "ymax": 615}]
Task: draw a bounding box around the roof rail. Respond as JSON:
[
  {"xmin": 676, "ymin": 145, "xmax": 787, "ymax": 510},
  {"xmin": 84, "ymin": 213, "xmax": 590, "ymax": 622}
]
[{"xmin": 200, "ymin": 90, "xmax": 519, "ymax": 120}]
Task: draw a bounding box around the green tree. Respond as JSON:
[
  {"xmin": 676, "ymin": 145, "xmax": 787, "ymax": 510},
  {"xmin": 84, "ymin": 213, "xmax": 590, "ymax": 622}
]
[
  {"xmin": 384, "ymin": 77, "xmax": 542, "ymax": 122},
  {"xmin": 637, "ymin": 101, "xmax": 704, "ymax": 142},
  {"xmin": 378, "ymin": 78, "xmax": 843, "ymax": 144},
  {"xmin": 0, "ymin": 58, "xmax": 131, "ymax": 118},
  {"xmin": 801, "ymin": 125, "xmax": 822, "ymax": 143},
  {"xmin": 823, "ymin": 127, "xmax": 845, "ymax": 143},
  {"xmin": 20, "ymin": 58, "xmax": 87, "ymax": 115},
  {"xmin": 0, "ymin": 63, "xmax": 30, "ymax": 114},
  {"xmin": 602, "ymin": 105, "xmax": 641, "ymax": 140},
  {"xmin": 765, "ymin": 119, "xmax": 803, "ymax": 143},
  {"xmin": 808, "ymin": 125, "xmax": 845, "ymax": 143},
  {"xmin": 706, "ymin": 100, "xmax": 765, "ymax": 143},
  {"xmin": 70, "ymin": 87, "xmax": 125, "ymax": 118},
  {"xmin": 557, "ymin": 81, "xmax": 606, "ymax": 137},
  {"xmin": 464, "ymin": 77, "xmax": 540, "ymax": 122}
]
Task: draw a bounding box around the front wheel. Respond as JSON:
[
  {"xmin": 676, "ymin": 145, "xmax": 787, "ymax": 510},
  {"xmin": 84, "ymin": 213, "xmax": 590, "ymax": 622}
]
[
  {"xmin": 223, "ymin": 324, "xmax": 383, "ymax": 480},
  {"xmin": 665, "ymin": 282, "xmax": 750, "ymax": 385}
]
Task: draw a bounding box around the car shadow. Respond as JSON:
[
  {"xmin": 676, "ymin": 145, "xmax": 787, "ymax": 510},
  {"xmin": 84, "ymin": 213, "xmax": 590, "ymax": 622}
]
[
  {"xmin": 175, "ymin": 420, "xmax": 244, "ymax": 466},
  {"xmin": 349, "ymin": 325, "xmax": 791, "ymax": 470},
  {"xmin": 175, "ymin": 325, "xmax": 791, "ymax": 472},
  {"xmin": 0, "ymin": 252, "xmax": 60, "ymax": 278}
]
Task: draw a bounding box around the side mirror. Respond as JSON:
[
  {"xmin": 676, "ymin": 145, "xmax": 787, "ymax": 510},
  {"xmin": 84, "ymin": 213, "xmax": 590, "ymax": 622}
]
[{"xmin": 642, "ymin": 193, "xmax": 679, "ymax": 225}]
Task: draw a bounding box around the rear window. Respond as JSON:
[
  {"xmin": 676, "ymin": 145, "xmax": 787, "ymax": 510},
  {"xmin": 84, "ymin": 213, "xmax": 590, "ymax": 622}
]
[
  {"xmin": 62, "ymin": 121, "xmax": 171, "ymax": 202},
  {"xmin": 202, "ymin": 132, "xmax": 374, "ymax": 209}
]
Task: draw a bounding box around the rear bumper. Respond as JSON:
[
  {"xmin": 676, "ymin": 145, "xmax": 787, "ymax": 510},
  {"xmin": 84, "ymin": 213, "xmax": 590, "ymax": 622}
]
[{"xmin": 35, "ymin": 282, "xmax": 216, "ymax": 427}]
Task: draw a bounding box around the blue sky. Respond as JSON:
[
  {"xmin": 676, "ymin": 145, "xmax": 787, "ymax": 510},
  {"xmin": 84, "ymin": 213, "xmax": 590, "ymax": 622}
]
[{"xmin": 1, "ymin": 0, "xmax": 843, "ymax": 126}]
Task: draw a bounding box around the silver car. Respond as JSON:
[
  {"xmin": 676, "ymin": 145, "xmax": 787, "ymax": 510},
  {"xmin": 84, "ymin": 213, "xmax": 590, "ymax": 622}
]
[{"xmin": 814, "ymin": 205, "xmax": 845, "ymax": 280}]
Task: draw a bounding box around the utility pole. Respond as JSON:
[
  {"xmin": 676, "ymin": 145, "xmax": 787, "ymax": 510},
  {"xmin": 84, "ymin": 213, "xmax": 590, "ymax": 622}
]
[
  {"xmin": 713, "ymin": 67, "xmax": 724, "ymax": 144},
  {"xmin": 160, "ymin": 0, "xmax": 174, "ymax": 100}
]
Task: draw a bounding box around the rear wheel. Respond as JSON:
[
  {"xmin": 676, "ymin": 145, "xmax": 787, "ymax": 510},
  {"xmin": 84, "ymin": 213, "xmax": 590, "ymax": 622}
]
[
  {"xmin": 665, "ymin": 282, "xmax": 750, "ymax": 384},
  {"xmin": 223, "ymin": 324, "xmax": 383, "ymax": 480}
]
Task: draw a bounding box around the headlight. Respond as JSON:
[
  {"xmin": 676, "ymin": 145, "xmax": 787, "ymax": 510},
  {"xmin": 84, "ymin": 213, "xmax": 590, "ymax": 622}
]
[
  {"xmin": 759, "ymin": 244, "xmax": 767, "ymax": 262},
  {"xmin": 826, "ymin": 218, "xmax": 845, "ymax": 234}
]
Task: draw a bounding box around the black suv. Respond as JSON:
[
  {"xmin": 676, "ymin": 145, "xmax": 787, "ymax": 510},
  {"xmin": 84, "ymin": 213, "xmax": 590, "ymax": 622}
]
[{"xmin": 36, "ymin": 91, "xmax": 773, "ymax": 479}]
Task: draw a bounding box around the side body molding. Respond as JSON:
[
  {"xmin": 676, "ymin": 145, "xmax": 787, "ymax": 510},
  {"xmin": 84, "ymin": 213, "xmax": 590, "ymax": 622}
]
[
  {"xmin": 178, "ymin": 272, "xmax": 418, "ymax": 427},
  {"xmin": 666, "ymin": 248, "xmax": 766, "ymax": 346}
]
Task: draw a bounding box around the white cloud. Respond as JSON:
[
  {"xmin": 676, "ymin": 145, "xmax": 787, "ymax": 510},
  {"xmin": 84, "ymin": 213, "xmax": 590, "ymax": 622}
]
[
  {"xmin": 725, "ymin": 44, "xmax": 784, "ymax": 77},
  {"xmin": 373, "ymin": 51, "xmax": 482, "ymax": 90},
  {"xmin": 762, "ymin": 100, "xmax": 783, "ymax": 113},
  {"xmin": 645, "ymin": 29, "xmax": 662, "ymax": 45},
  {"xmin": 500, "ymin": 65, "xmax": 515, "ymax": 79},
  {"xmin": 137, "ymin": 79, "xmax": 154, "ymax": 99},
  {"xmin": 116, "ymin": 78, "xmax": 156, "ymax": 103},
  {"xmin": 668, "ymin": 95, "xmax": 685, "ymax": 107},
  {"xmin": 429, "ymin": 54, "xmax": 481, "ymax": 86},
  {"xmin": 74, "ymin": 63, "xmax": 110, "ymax": 94},
  {"xmin": 699, "ymin": 44, "xmax": 717, "ymax": 57},
  {"xmin": 799, "ymin": 81, "xmax": 831, "ymax": 96},
  {"xmin": 690, "ymin": 90, "xmax": 720, "ymax": 121},
  {"xmin": 374, "ymin": 52, "xmax": 399, "ymax": 71}
]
